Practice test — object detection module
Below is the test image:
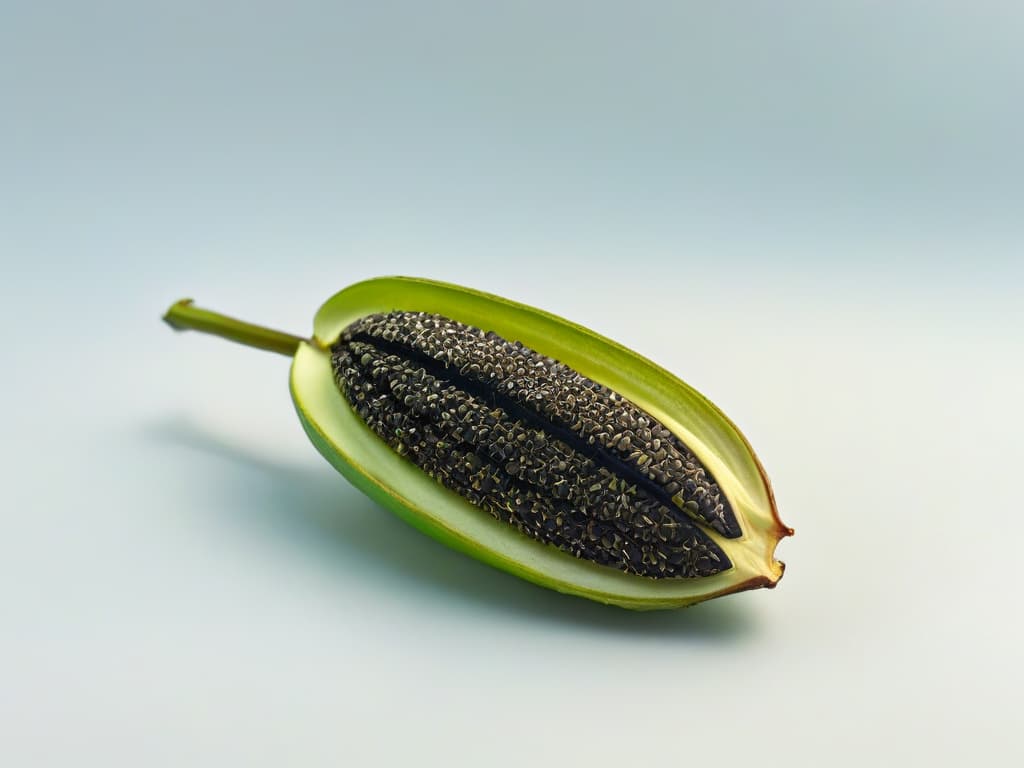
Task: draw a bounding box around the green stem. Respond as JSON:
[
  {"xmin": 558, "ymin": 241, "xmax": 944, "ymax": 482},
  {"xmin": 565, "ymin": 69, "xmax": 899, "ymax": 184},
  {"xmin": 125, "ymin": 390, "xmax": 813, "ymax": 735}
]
[{"xmin": 163, "ymin": 299, "xmax": 307, "ymax": 357}]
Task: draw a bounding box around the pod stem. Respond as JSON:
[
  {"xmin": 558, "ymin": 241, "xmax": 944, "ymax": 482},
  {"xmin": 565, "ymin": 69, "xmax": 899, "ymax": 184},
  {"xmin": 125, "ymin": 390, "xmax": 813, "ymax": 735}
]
[{"xmin": 163, "ymin": 299, "xmax": 308, "ymax": 357}]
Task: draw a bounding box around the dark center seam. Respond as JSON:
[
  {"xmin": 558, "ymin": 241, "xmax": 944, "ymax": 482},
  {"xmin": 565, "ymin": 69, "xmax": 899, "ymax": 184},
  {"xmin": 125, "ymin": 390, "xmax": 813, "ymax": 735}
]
[
  {"xmin": 345, "ymin": 331, "xmax": 729, "ymax": 544},
  {"xmin": 340, "ymin": 351, "xmax": 731, "ymax": 575}
]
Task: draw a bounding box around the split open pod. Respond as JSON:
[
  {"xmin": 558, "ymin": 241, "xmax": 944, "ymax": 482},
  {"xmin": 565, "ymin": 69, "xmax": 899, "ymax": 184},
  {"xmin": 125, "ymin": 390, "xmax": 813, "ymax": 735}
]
[{"xmin": 165, "ymin": 276, "xmax": 791, "ymax": 610}]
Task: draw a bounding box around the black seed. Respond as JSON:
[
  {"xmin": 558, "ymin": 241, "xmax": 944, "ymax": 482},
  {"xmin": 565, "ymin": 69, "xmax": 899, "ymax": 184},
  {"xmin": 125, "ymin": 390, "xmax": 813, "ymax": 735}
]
[{"xmin": 330, "ymin": 311, "xmax": 739, "ymax": 579}]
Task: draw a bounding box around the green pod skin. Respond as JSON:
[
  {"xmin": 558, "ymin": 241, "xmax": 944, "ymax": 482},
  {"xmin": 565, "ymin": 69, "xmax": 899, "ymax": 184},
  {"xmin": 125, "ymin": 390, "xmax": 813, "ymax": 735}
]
[{"xmin": 165, "ymin": 276, "xmax": 792, "ymax": 610}]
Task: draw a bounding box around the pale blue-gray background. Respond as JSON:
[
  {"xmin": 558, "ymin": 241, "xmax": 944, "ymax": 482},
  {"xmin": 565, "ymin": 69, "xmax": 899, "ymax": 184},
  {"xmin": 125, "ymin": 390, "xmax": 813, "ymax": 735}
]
[{"xmin": 1, "ymin": 2, "xmax": 1021, "ymax": 766}]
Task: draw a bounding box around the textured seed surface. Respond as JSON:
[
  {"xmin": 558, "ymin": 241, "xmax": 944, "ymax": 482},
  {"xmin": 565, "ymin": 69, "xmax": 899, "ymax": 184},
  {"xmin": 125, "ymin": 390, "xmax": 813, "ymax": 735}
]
[{"xmin": 330, "ymin": 311, "xmax": 740, "ymax": 579}]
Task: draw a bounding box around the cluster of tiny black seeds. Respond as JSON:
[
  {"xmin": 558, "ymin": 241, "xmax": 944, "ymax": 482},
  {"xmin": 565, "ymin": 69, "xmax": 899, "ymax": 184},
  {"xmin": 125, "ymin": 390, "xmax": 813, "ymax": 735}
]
[
  {"xmin": 332, "ymin": 340, "xmax": 729, "ymax": 579},
  {"xmin": 343, "ymin": 311, "xmax": 740, "ymax": 538}
]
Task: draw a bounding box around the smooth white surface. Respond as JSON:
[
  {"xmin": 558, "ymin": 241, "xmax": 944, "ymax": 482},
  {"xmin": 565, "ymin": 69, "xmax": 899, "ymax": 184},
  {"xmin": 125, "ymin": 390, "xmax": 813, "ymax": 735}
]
[{"xmin": 2, "ymin": 2, "xmax": 1022, "ymax": 766}]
